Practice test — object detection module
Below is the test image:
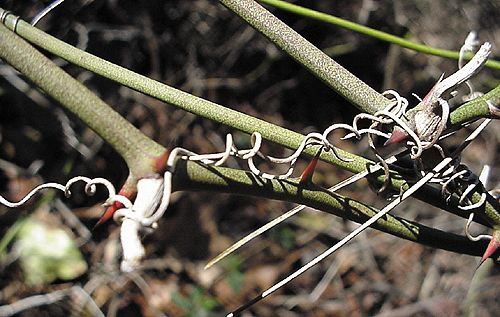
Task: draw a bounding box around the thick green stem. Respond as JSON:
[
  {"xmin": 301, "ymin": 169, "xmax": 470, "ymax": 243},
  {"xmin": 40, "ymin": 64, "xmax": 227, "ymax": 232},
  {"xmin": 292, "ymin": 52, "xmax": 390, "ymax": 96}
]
[
  {"xmin": 0, "ymin": 13, "xmax": 495, "ymax": 257},
  {"xmin": 258, "ymin": 0, "xmax": 500, "ymax": 70},
  {"xmin": 451, "ymin": 85, "xmax": 500, "ymax": 124},
  {"xmin": 0, "ymin": 22, "xmax": 165, "ymax": 177},
  {"xmin": 172, "ymin": 160, "xmax": 489, "ymax": 257},
  {"xmin": 0, "ymin": 9, "xmax": 370, "ymax": 174},
  {"xmin": 0, "ymin": 8, "xmax": 497, "ymax": 227},
  {"xmin": 218, "ymin": 0, "xmax": 392, "ymax": 114}
]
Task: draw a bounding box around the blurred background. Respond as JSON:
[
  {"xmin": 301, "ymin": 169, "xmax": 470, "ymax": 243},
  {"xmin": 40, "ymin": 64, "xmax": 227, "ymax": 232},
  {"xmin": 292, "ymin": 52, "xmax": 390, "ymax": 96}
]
[{"xmin": 0, "ymin": 0, "xmax": 499, "ymax": 316}]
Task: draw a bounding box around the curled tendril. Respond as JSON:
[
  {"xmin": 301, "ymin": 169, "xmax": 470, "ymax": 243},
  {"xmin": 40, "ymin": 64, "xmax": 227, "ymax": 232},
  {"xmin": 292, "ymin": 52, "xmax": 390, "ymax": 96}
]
[
  {"xmin": 0, "ymin": 176, "xmax": 128, "ymax": 209},
  {"xmin": 441, "ymin": 169, "xmax": 468, "ymax": 199},
  {"xmin": 2, "ymin": 57, "xmax": 490, "ymax": 275},
  {"xmin": 162, "ymin": 89, "xmax": 411, "ymax": 187},
  {"xmin": 113, "ymin": 38, "xmax": 493, "ymax": 303},
  {"xmin": 0, "ymin": 183, "xmax": 66, "ymax": 208},
  {"xmin": 383, "ymin": 89, "xmax": 409, "ymax": 117},
  {"xmin": 166, "ymin": 88, "xmax": 450, "ymax": 199},
  {"xmin": 459, "ymin": 194, "xmax": 486, "ymax": 211},
  {"xmin": 31, "ymin": 0, "xmax": 65, "ymax": 27},
  {"xmin": 108, "ymin": 194, "xmax": 134, "ymax": 210},
  {"xmin": 465, "ymin": 212, "xmax": 492, "ymax": 242}
]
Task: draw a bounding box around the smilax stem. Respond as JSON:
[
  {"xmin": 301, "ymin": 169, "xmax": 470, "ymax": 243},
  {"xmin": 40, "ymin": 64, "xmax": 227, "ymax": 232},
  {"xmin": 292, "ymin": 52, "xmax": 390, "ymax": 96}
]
[
  {"xmin": 0, "ymin": 21, "xmax": 166, "ymax": 179},
  {"xmin": 0, "ymin": 15, "xmax": 496, "ymax": 258},
  {"xmin": 0, "ymin": 8, "xmax": 498, "ymax": 227}
]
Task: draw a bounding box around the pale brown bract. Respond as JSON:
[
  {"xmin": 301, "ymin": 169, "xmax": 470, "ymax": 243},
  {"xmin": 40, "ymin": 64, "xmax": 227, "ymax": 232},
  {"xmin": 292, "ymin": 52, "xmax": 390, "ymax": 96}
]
[{"xmin": 387, "ymin": 42, "xmax": 492, "ymax": 146}]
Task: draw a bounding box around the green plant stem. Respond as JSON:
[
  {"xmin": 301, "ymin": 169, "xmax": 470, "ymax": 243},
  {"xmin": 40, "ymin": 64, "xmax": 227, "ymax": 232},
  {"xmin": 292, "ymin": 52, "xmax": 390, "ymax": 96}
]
[
  {"xmin": 172, "ymin": 160, "xmax": 489, "ymax": 257},
  {"xmin": 1, "ymin": 9, "xmax": 493, "ymax": 170},
  {"xmin": 258, "ymin": 0, "xmax": 500, "ymax": 70},
  {"xmin": 223, "ymin": 0, "xmax": 499, "ymax": 127},
  {"xmin": 1, "ymin": 9, "xmax": 497, "ymax": 227},
  {"xmin": 463, "ymin": 259, "xmax": 494, "ymax": 315},
  {"xmin": 218, "ymin": 0, "xmax": 392, "ymax": 114},
  {"xmin": 0, "ymin": 10, "xmax": 371, "ymax": 174},
  {"xmin": 451, "ymin": 85, "xmax": 500, "ymax": 124},
  {"xmin": 0, "ymin": 15, "xmax": 496, "ymax": 257},
  {"xmin": 0, "ymin": 22, "xmax": 165, "ymax": 178}
]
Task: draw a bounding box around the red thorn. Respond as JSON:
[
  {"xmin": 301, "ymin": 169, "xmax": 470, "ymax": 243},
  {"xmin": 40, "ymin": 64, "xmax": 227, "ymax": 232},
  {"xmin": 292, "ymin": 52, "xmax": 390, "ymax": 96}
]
[
  {"xmin": 93, "ymin": 201, "xmax": 122, "ymax": 230},
  {"xmin": 154, "ymin": 150, "xmax": 170, "ymax": 173},
  {"xmin": 93, "ymin": 189, "xmax": 136, "ymax": 230},
  {"xmin": 92, "ymin": 150, "xmax": 169, "ymax": 230},
  {"xmin": 300, "ymin": 150, "xmax": 321, "ymax": 184},
  {"xmin": 384, "ymin": 126, "xmax": 409, "ymax": 146},
  {"xmin": 478, "ymin": 231, "xmax": 500, "ymax": 268}
]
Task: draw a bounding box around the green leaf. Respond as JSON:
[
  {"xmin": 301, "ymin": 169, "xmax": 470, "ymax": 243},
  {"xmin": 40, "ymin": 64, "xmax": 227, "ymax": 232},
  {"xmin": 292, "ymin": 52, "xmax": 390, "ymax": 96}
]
[
  {"xmin": 15, "ymin": 217, "xmax": 87, "ymax": 285},
  {"xmin": 220, "ymin": 255, "xmax": 244, "ymax": 292},
  {"xmin": 172, "ymin": 287, "xmax": 220, "ymax": 317}
]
